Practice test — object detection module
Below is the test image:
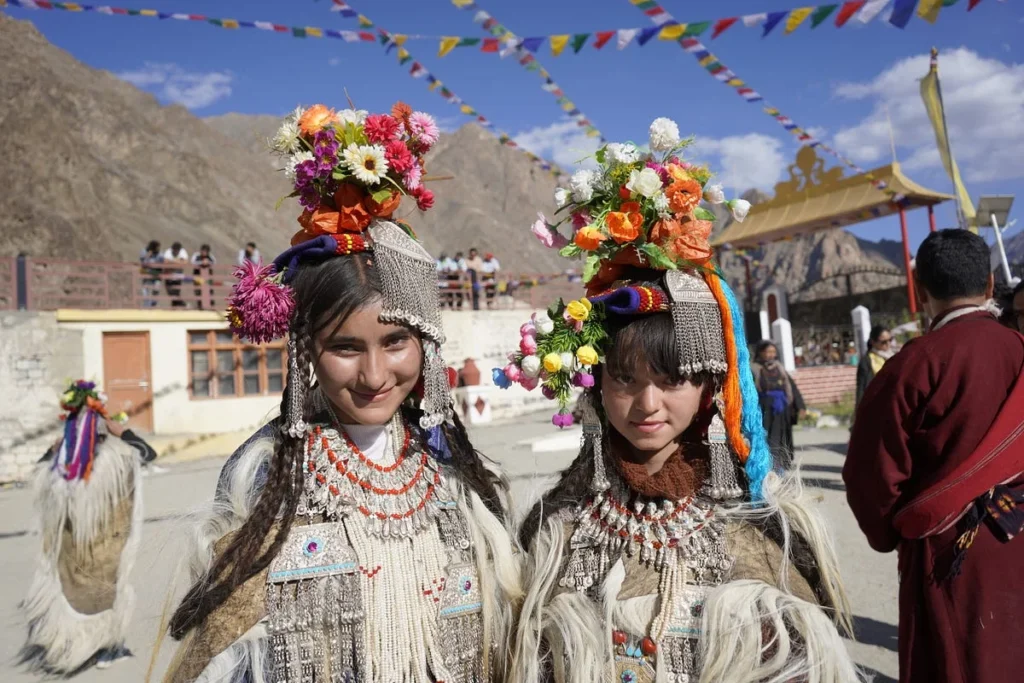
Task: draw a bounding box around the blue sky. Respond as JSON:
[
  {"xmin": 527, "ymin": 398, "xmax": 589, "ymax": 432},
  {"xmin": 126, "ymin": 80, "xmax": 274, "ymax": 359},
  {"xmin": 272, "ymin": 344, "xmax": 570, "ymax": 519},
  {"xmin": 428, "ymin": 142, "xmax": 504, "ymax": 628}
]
[{"xmin": 7, "ymin": 0, "xmax": 1024, "ymax": 252}]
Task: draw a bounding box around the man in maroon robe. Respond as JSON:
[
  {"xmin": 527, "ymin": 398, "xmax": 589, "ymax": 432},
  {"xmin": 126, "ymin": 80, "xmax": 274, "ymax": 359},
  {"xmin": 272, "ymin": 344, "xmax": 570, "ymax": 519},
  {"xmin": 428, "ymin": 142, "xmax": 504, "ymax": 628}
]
[{"xmin": 844, "ymin": 229, "xmax": 1024, "ymax": 683}]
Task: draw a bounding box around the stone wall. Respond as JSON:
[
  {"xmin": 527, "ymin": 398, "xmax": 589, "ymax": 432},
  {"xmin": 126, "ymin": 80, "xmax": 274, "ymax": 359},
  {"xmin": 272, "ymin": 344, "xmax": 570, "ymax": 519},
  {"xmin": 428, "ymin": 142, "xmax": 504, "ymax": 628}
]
[{"xmin": 0, "ymin": 312, "xmax": 84, "ymax": 484}]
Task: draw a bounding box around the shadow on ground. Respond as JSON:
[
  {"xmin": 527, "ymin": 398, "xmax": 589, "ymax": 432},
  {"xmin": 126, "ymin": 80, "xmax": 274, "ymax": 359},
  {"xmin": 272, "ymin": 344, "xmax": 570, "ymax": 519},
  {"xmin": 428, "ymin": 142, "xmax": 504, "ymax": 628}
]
[
  {"xmin": 802, "ymin": 477, "xmax": 846, "ymax": 493},
  {"xmin": 854, "ymin": 615, "xmax": 899, "ymax": 652}
]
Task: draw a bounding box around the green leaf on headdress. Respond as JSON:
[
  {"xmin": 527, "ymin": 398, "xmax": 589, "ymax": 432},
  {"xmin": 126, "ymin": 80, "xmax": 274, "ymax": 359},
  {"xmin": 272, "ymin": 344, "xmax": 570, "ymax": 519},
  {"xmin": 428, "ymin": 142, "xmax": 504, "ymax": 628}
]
[
  {"xmin": 693, "ymin": 206, "xmax": 717, "ymax": 222},
  {"xmin": 594, "ymin": 146, "xmax": 607, "ymax": 165},
  {"xmin": 332, "ymin": 168, "xmax": 349, "ymax": 181},
  {"xmin": 641, "ymin": 243, "xmax": 679, "ymax": 271},
  {"xmin": 559, "ymin": 244, "xmax": 583, "ymax": 259},
  {"xmin": 582, "ymin": 254, "xmax": 601, "ymax": 283},
  {"xmin": 548, "ymin": 299, "xmax": 565, "ymax": 321},
  {"xmin": 370, "ymin": 187, "xmax": 395, "ymax": 204}
]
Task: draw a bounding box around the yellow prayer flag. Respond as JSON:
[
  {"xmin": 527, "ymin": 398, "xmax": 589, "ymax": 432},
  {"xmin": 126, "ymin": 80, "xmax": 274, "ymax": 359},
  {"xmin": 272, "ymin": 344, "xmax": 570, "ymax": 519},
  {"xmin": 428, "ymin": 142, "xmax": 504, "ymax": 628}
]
[
  {"xmin": 428, "ymin": 80, "xmax": 443, "ymax": 91},
  {"xmin": 451, "ymin": 0, "xmax": 475, "ymax": 7},
  {"xmin": 698, "ymin": 55, "xmax": 716, "ymax": 67},
  {"xmin": 305, "ymin": 27, "xmax": 323, "ymax": 38},
  {"xmin": 438, "ymin": 37, "xmax": 460, "ymax": 57},
  {"xmin": 61, "ymin": 3, "xmax": 82, "ymax": 10},
  {"xmin": 726, "ymin": 78, "xmax": 745, "ymax": 87},
  {"xmin": 921, "ymin": 61, "xmax": 977, "ymax": 229},
  {"xmin": 586, "ymin": 129, "xmax": 601, "ymax": 138},
  {"xmin": 392, "ymin": 35, "xmax": 408, "ymax": 47},
  {"xmin": 785, "ymin": 8, "xmax": 814, "ymax": 34},
  {"xmin": 139, "ymin": 8, "xmax": 157, "ymax": 16},
  {"xmin": 460, "ymin": 104, "xmax": 474, "ymax": 115},
  {"xmin": 658, "ymin": 23, "xmax": 687, "ymax": 41},
  {"xmin": 561, "ymin": 102, "xmax": 575, "ymax": 112},
  {"xmin": 917, "ymin": 0, "xmax": 943, "ymax": 24},
  {"xmin": 358, "ymin": 15, "xmax": 373, "ymax": 28},
  {"xmin": 222, "ymin": 19, "xmax": 239, "ymax": 29},
  {"xmin": 397, "ymin": 47, "xmax": 410, "ymax": 61},
  {"xmin": 550, "ymin": 35, "xmax": 570, "ymax": 57}
]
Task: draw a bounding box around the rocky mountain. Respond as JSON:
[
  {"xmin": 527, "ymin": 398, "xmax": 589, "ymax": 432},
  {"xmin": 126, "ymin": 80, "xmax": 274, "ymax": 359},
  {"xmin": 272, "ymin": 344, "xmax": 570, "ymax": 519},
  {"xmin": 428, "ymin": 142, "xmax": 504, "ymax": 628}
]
[{"xmin": 0, "ymin": 10, "xmax": 907, "ymax": 297}]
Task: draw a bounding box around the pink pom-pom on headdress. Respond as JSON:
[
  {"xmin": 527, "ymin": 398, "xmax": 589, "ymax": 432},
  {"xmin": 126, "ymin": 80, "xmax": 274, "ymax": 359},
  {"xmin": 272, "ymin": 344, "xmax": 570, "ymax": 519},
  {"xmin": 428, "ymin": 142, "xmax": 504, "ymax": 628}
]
[{"xmin": 227, "ymin": 261, "xmax": 295, "ymax": 344}]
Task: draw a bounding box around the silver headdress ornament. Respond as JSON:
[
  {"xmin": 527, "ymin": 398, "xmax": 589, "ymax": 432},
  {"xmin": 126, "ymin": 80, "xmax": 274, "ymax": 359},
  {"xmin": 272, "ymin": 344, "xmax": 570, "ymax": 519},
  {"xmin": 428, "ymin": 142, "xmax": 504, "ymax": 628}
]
[
  {"xmin": 579, "ymin": 393, "xmax": 610, "ymax": 493},
  {"xmin": 664, "ymin": 269, "xmax": 728, "ymax": 377}
]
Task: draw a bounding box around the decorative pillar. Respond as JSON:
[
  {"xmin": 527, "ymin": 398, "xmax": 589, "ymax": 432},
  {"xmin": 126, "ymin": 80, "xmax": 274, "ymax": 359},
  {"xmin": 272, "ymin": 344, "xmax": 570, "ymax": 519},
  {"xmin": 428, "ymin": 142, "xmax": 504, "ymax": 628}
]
[
  {"xmin": 899, "ymin": 207, "xmax": 918, "ymax": 314},
  {"xmin": 758, "ymin": 310, "xmax": 771, "ymax": 341},
  {"xmin": 851, "ymin": 305, "xmax": 871, "ymax": 358},
  {"xmin": 771, "ymin": 318, "xmax": 796, "ymax": 373}
]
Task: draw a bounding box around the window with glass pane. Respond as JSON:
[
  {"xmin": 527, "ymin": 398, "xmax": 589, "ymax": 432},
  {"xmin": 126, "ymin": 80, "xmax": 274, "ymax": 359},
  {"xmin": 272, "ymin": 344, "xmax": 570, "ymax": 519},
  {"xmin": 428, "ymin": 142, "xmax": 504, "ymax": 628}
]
[
  {"xmin": 217, "ymin": 349, "xmax": 236, "ymax": 395},
  {"xmin": 242, "ymin": 348, "xmax": 261, "ymax": 395},
  {"xmin": 266, "ymin": 349, "xmax": 283, "ymax": 394},
  {"xmin": 191, "ymin": 350, "xmax": 211, "ymax": 397},
  {"xmin": 215, "ymin": 330, "xmax": 235, "ymax": 345},
  {"xmin": 189, "ymin": 331, "xmax": 209, "ymax": 346},
  {"xmin": 188, "ymin": 330, "xmax": 285, "ymax": 399}
]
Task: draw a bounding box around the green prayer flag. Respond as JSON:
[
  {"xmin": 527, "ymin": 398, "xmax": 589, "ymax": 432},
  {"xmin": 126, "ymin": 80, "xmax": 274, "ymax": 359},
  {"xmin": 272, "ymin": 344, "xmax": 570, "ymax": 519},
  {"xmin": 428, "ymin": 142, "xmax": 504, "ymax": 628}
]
[
  {"xmin": 293, "ymin": 27, "xmax": 307, "ymax": 38},
  {"xmin": 127, "ymin": 8, "xmax": 141, "ymax": 15},
  {"xmin": 457, "ymin": 37, "xmax": 481, "ymax": 47},
  {"xmin": 399, "ymin": 53, "xmax": 412, "ymax": 65},
  {"xmin": 683, "ymin": 21, "xmax": 711, "ymax": 36},
  {"xmin": 208, "ymin": 18, "xmax": 223, "ymax": 27},
  {"xmin": 571, "ymin": 33, "xmax": 589, "ymax": 53},
  {"xmin": 810, "ymin": 4, "xmax": 838, "ymax": 27},
  {"xmin": 942, "ymin": 0, "xmax": 961, "ymax": 5}
]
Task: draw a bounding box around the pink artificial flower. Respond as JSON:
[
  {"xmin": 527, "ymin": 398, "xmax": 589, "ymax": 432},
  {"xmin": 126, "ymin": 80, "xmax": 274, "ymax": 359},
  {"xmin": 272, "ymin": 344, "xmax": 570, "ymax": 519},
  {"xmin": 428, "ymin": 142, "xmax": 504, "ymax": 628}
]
[
  {"xmin": 646, "ymin": 160, "xmax": 670, "ymax": 185},
  {"xmin": 571, "ymin": 210, "xmax": 591, "ymax": 230},
  {"xmin": 403, "ymin": 164, "xmax": 423, "ymax": 191},
  {"xmin": 228, "ymin": 261, "xmax": 295, "ymax": 344},
  {"xmin": 520, "ymin": 377, "xmax": 539, "ymax": 391},
  {"xmin": 409, "ymin": 112, "xmax": 440, "ymax": 148},
  {"xmin": 520, "ymin": 320, "xmax": 536, "ymax": 337},
  {"xmin": 384, "ymin": 140, "xmax": 415, "ymax": 174},
  {"xmin": 413, "ymin": 186, "xmax": 435, "ymax": 211},
  {"xmin": 364, "ymin": 114, "xmax": 402, "ymax": 145},
  {"xmin": 572, "ymin": 372, "xmax": 595, "ymax": 388},
  {"xmin": 552, "ymin": 412, "xmax": 574, "ymax": 429},
  {"xmin": 504, "ymin": 364, "xmax": 522, "ymax": 383},
  {"xmin": 520, "ymin": 334, "xmax": 538, "ymax": 355},
  {"xmin": 507, "ymin": 350, "xmax": 518, "ymax": 363},
  {"xmin": 563, "ymin": 309, "xmax": 584, "ymax": 333},
  {"xmin": 530, "ymin": 213, "xmax": 568, "ymax": 249}
]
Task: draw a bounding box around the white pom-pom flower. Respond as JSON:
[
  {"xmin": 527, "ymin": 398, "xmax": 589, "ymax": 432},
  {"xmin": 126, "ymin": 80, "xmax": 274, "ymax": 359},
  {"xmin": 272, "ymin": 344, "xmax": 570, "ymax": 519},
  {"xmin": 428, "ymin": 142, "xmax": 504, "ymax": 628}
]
[
  {"xmin": 535, "ymin": 314, "xmax": 555, "ymax": 335},
  {"xmin": 606, "ymin": 142, "xmax": 640, "ymax": 165},
  {"xmin": 554, "ymin": 187, "xmax": 569, "ymax": 208},
  {"xmin": 569, "ymin": 169, "xmax": 597, "ymax": 203},
  {"xmin": 272, "ymin": 119, "xmax": 301, "ymax": 154},
  {"xmin": 649, "ymin": 117, "xmax": 681, "ymax": 152},
  {"xmin": 703, "ymin": 183, "xmax": 726, "ymax": 205},
  {"xmin": 729, "ymin": 198, "xmax": 752, "ymax": 223},
  {"xmin": 521, "ymin": 355, "xmax": 542, "ymax": 378},
  {"xmin": 559, "ymin": 352, "xmax": 575, "ymax": 373},
  {"xmin": 626, "ymin": 168, "xmax": 663, "ymax": 199},
  {"xmin": 653, "ymin": 192, "xmax": 670, "ymax": 217},
  {"xmin": 337, "ymin": 108, "xmax": 369, "ymax": 126}
]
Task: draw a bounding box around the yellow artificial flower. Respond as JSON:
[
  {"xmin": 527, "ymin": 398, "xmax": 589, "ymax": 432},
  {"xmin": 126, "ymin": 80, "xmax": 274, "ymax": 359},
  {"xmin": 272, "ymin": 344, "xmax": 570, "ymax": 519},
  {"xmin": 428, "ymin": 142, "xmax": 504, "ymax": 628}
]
[
  {"xmin": 61, "ymin": 391, "xmax": 75, "ymax": 403},
  {"xmin": 580, "ymin": 298, "xmax": 593, "ymax": 312},
  {"xmin": 576, "ymin": 345, "xmax": 599, "ymax": 367},
  {"xmin": 542, "ymin": 352, "xmax": 563, "ymax": 374},
  {"xmin": 565, "ymin": 300, "xmax": 591, "ymax": 322}
]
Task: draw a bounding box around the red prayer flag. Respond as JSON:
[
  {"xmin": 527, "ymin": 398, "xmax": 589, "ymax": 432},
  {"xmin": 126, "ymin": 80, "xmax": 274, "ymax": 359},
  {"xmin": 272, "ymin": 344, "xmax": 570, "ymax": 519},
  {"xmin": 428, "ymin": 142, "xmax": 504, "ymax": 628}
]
[
  {"xmin": 835, "ymin": 1, "xmax": 866, "ymax": 27},
  {"xmin": 358, "ymin": 31, "xmax": 375, "ymax": 41},
  {"xmin": 711, "ymin": 17, "xmax": 739, "ymax": 39},
  {"xmin": 593, "ymin": 31, "xmax": 615, "ymax": 49},
  {"xmin": 968, "ymin": 0, "xmax": 983, "ymax": 9},
  {"xmin": 481, "ymin": 38, "xmax": 499, "ymax": 52}
]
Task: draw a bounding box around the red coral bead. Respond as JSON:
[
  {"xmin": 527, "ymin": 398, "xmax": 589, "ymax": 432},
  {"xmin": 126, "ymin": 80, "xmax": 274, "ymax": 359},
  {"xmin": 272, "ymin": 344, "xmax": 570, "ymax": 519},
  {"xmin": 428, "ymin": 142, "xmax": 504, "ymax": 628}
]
[
  {"xmin": 641, "ymin": 637, "xmax": 657, "ymax": 655},
  {"xmin": 612, "ymin": 630, "xmax": 627, "ymax": 645}
]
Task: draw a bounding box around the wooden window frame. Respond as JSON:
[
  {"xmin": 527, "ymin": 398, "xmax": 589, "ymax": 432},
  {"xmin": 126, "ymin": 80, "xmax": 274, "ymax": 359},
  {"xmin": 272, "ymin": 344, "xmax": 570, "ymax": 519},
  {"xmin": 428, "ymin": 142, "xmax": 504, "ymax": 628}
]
[{"xmin": 187, "ymin": 330, "xmax": 287, "ymax": 400}]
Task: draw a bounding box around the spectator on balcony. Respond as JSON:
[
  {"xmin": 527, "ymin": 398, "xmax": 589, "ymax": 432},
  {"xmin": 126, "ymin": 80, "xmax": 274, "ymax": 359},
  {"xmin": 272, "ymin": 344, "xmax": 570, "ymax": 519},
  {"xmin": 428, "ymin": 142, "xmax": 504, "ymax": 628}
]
[
  {"xmin": 237, "ymin": 242, "xmax": 260, "ymax": 267},
  {"xmin": 191, "ymin": 244, "xmax": 217, "ymax": 309},
  {"xmin": 139, "ymin": 240, "xmax": 163, "ymax": 307},
  {"xmin": 464, "ymin": 248, "xmax": 485, "ymax": 311},
  {"xmin": 162, "ymin": 242, "xmax": 189, "ymax": 308},
  {"xmin": 452, "ymin": 251, "xmax": 468, "ymax": 310},
  {"xmin": 481, "ymin": 252, "xmax": 501, "ymax": 308},
  {"xmin": 751, "ymin": 340, "xmax": 804, "ymax": 470},
  {"xmin": 855, "ymin": 325, "xmax": 893, "ymax": 406}
]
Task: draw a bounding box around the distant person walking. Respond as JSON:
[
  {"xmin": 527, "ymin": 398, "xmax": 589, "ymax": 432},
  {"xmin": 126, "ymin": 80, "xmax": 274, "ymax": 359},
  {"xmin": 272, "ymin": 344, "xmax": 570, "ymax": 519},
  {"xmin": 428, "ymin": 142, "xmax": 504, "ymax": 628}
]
[
  {"xmin": 751, "ymin": 340, "xmax": 804, "ymax": 469},
  {"xmin": 845, "ymin": 229, "xmax": 1024, "ymax": 683},
  {"xmin": 855, "ymin": 325, "xmax": 893, "ymax": 406},
  {"xmin": 237, "ymin": 241, "xmax": 260, "ymax": 266}
]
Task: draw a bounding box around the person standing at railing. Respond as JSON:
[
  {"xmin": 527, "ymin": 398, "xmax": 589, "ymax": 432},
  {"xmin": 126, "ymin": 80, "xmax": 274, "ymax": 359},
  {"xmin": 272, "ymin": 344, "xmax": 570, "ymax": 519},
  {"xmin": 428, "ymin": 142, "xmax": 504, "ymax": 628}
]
[
  {"xmin": 162, "ymin": 242, "xmax": 189, "ymax": 308},
  {"xmin": 236, "ymin": 241, "xmax": 260, "ymax": 267},
  {"xmin": 191, "ymin": 244, "xmax": 217, "ymax": 310},
  {"xmin": 453, "ymin": 251, "xmax": 468, "ymax": 310},
  {"xmin": 465, "ymin": 247, "xmax": 484, "ymax": 311},
  {"xmin": 481, "ymin": 252, "xmax": 500, "ymax": 309},
  {"xmin": 139, "ymin": 240, "xmax": 163, "ymax": 307}
]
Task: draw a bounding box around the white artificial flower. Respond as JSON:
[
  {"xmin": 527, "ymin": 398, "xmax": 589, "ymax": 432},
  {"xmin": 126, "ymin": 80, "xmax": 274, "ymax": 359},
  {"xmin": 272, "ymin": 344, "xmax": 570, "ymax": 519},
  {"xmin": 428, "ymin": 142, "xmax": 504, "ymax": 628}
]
[
  {"xmin": 626, "ymin": 168, "xmax": 663, "ymax": 198},
  {"xmin": 283, "ymin": 150, "xmax": 314, "ymax": 178},
  {"xmin": 521, "ymin": 355, "xmax": 542, "ymax": 378},
  {"xmin": 606, "ymin": 142, "xmax": 640, "ymax": 165},
  {"xmin": 337, "ymin": 108, "xmax": 369, "ymax": 126},
  {"xmin": 559, "ymin": 352, "xmax": 575, "ymax": 373},
  {"xmin": 569, "ymin": 169, "xmax": 597, "ymax": 203},
  {"xmin": 287, "ymin": 105, "xmax": 305, "ymax": 122},
  {"xmin": 653, "ymin": 192, "xmax": 670, "ymax": 217},
  {"xmin": 535, "ymin": 314, "xmax": 555, "ymax": 335},
  {"xmin": 271, "ymin": 119, "xmax": 301, "ymax": 154},
  {"xmin": 342, "ymin": 144, "xmax": 389, "ymax": 185},
  {"xmin": 703, "ymin": 183, "xmax": 726, "ymax": 205},
  {"xmin": 554, "ymin": 187, "xmax": 569, "ymax": 208},
  {"xmin": 729, "ymin": 198, "xmax": 751, "ymax": 223},
  {"xmin": 649, "ymin": 117, "xmax": 681, "ymax": 152}
]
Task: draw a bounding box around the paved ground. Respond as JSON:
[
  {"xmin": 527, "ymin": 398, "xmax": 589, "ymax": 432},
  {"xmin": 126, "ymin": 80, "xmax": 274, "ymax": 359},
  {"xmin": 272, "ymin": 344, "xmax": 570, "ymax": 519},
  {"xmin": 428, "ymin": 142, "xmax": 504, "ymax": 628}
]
[{"xmin": 0, "ymin": 416, "xmax": 898, "ymax": 682}]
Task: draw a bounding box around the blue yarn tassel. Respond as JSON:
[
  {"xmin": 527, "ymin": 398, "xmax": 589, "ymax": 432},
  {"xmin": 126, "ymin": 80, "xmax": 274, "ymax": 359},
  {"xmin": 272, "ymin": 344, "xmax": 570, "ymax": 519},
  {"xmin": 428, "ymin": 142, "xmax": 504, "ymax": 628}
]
[
  {"xmin": 426, "ymin": 424, "xmax": 453, "ymax": 462},
  {"xmin": 719, "ymin": 278, "xmax": 773, "ymax": 500}
]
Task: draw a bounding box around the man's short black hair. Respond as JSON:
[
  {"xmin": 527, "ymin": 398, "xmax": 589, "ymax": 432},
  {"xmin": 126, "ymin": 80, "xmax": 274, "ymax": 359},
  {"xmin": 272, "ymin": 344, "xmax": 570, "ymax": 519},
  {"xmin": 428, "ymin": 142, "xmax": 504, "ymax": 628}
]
[
  {"xmin": 246, "ymin": 241, "xmax": 257, "ymax": 249},
  {"xmin": 915, "ymin": 229, "xmax": 991, "ymax": 300}
]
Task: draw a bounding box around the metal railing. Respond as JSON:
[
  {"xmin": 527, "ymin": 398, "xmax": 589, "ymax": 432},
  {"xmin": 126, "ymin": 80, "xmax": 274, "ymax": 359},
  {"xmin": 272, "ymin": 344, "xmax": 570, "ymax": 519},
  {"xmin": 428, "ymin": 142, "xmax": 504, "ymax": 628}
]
[{"xmin": 0, "ymin": 256, "xmax": 580, "ymax": 312}]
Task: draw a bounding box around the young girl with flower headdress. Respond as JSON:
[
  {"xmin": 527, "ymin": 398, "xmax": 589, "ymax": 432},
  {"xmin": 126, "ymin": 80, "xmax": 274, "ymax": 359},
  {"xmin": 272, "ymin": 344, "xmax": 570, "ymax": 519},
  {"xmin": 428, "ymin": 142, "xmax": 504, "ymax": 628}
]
[
  {"xmin": 162, "ymin": 104, "xmax": 520, "ymax": 683},
  {"xmin": 503, "ymin": 119, "xmax": 863, "ymax": 683}
]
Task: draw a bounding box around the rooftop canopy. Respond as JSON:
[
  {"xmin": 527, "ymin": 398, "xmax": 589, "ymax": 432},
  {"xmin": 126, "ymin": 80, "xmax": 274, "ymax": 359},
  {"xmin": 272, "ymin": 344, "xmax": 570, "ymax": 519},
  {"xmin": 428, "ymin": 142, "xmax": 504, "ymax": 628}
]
[{"xmin": 712, "ymin": 146, "xmax": 953, "ymax": 249}]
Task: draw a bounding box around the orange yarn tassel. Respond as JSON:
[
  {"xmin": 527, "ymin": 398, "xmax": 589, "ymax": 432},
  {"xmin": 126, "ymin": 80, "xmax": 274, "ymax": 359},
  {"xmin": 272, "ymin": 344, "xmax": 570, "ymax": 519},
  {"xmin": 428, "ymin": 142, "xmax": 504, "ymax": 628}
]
[{"xmin": 703, "ymin": 271, "xmax": 750, "ymax": 463}]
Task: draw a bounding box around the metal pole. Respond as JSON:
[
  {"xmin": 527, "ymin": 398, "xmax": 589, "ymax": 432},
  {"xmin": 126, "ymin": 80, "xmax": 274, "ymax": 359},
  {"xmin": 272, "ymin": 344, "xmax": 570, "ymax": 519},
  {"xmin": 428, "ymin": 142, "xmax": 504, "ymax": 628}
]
[
  {"xmin": 991, "ymin": 213, "xmax": 1014, "ymax": 284},
  {"xmin": 15, "ymin": 253, "xmax": 28, "ymax": 310},
  {"xmin": 928, "ymin": 204, "xmax": 937, "ymax": 233},
  {"xmin": 899, "ymin": 208, "xmax": 918, "ymax": 314}
]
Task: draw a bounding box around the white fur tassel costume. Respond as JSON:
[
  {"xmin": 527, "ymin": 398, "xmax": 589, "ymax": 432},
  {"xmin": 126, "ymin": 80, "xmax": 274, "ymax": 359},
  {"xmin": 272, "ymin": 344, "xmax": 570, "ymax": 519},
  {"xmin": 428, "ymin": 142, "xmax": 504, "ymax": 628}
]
[{"xmin": 20, "ymin": 436, "xmax": 143, "ymax": 674}]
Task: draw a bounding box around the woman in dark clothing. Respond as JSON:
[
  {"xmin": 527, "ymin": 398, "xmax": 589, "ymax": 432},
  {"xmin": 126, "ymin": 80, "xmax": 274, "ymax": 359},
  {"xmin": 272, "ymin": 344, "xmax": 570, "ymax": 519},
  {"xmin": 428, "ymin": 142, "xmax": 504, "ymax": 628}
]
[
  {"xmin": 855, "ymin": 325, "xmax": 893, "ymax": 406},
  {"xmin": 751, "ymin": 340, "xmax": 805, "ymax": 470}
]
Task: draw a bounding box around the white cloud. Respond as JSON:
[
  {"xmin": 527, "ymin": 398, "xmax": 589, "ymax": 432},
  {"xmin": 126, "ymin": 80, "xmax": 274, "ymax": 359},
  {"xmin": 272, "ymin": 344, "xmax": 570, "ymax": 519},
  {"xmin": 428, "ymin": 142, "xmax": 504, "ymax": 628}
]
[
  {"xmin": 118, "ymin": 62, "xmax": 233, "ymax": 110},
  {"xmin": 688, "ymin": 133, "xmax": 788, "ymax": 192},
  {"xmin": 435, "ymin": 116, "xmax": 463, "ymax": 134},
  {"xmin": 328, "ymin": 57, "xmax": 342, "ymax": 67},
  {"xmin": 832, "ymin": 48, "xmax": 1024, "ymax": 183},
  {"xmin": 513, "ymin": 119, "xmax": 601, "ymax": 171}
]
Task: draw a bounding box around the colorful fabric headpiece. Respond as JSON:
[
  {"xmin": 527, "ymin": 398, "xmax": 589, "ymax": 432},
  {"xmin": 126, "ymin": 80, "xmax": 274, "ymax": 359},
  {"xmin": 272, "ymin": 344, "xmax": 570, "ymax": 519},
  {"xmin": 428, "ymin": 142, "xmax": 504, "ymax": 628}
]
[
  {"xmin": 53, "ymin": 380, "xmax": 108, "ymax": 482},
  {"xmin": 497, "ymin": 117, "xmax": 771, "ymax": 498},
  {"xmin": 225, "ymin": 103, "xmax": 453, "ymax": 430}
]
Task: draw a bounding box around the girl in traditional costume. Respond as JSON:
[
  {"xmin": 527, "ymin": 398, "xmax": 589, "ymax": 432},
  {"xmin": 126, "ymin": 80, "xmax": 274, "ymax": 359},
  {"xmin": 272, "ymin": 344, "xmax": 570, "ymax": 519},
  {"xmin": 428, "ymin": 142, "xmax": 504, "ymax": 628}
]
[
  {"xmin": 506, "ymin": 119, "xmax": 861, "ymax": 682},
  {"xmin": 163, "ymin": 104, "xmax": 520, "ymax": 683},
  {"xmin": 21, "ymin": 380, "xmax": 154, "ymax": 673}
]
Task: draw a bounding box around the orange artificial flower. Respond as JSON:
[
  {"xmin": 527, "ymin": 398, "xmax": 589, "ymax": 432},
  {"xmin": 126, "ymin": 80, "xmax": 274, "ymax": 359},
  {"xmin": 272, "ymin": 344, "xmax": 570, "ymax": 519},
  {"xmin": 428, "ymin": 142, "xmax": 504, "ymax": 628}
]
[
  {"xmin": 334, "ymin": 183, "xmax": 372, "ymax": 232},
  {"xmin": 291, "ymin": 228, "xmax": 316, "ymax": 246},
  {"xmin": 666, "ymin": 177, "xmax": 702, "ymax": 215},
  {"xmin": 297, "ymin": 205, "xmax": 342, "ymax": 236},
  {"xmin": 666, "ymin": 163, "xmax": 691, "ymax": 183},
  {"xmin": 298, "ymin": 104, "xmax": 338, "ymax": 136},
  {"xmin": 392, "ymin": 101, "xmax": 413, "ymax": 125},
  {"xmin": 606, "ymin": 206, "xmax": 643, "ymax": 244},
  {"xmin": 363, "ymin": 190, "xmax": 402, "ymax": 218},
  {"xmin": 585, "ymin": 247, "xmax": 646, "ymax": 296},
  {"xmin": 618, "ymin": 185, "xmax": 631, "ymax": 200},
  {"xmin": 574, "ymin": 225, "xmax": 607, "ymax": 251},
  {"xmin": 651, "ymin": 214, "xmax": 713, "ymax": 265}
]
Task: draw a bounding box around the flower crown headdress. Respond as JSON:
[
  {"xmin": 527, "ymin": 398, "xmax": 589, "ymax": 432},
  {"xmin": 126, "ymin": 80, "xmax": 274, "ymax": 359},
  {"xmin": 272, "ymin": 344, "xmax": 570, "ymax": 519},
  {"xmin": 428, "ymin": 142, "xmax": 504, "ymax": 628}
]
[
  {"xmin": 226, "ymin": 102, "xmax": 453, "ymax": 431},
  {"xmin": 54, "ymin": 380, "xmax": 110, "ymax": 482},
  {"xmin": 499, "ymin": 117, "xmax": 771, "ymax": 499}
]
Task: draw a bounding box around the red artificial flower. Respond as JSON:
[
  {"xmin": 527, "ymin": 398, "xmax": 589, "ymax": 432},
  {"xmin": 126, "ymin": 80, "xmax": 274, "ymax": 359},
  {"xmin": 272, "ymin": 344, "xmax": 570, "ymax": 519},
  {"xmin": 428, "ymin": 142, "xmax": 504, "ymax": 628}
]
[
  {"xmin": 413, "ymin": 186, "xmax": 435, "ymax": 211},
  {"xmin": 364, "ymin": 114, "xmax": 401, "ymax": 145},
  {"xmin": 384, "ymin": 140, "xmax": 415, "ymax": 174}
]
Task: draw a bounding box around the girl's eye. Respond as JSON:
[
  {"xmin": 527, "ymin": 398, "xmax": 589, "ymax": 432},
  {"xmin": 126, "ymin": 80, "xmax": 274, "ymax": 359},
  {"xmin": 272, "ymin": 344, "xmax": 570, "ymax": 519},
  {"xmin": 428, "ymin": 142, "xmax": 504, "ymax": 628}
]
[
  {"xmin": 610, "ymin": 374, "xmax": 633, "ymax": 386},
  {"xmin": 385, "ymin": 335, "xmax": 410, "ymax": 348}
]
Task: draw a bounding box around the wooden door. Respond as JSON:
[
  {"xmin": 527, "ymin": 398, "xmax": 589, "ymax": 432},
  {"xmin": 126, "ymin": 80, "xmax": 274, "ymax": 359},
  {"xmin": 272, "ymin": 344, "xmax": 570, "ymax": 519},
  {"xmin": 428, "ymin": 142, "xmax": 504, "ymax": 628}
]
[{"xmin": 102, "ymin": 331, "xmax": 154, "ymax": 433}]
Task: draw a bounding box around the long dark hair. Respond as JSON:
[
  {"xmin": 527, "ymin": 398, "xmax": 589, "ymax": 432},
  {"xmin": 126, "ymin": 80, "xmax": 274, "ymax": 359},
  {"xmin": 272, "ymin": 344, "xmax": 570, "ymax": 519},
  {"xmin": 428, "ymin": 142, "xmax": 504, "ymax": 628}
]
[
  {"xmin": 169, "ymin": 254, "xmax": 504, "ymax": 639},
  {"xmin": 867, "ymin": 325, "xmax": 890, "ymax": 350},
  {"xmin": 518, "ymin": 312, "xmax": 836, "ymax": 611}
]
